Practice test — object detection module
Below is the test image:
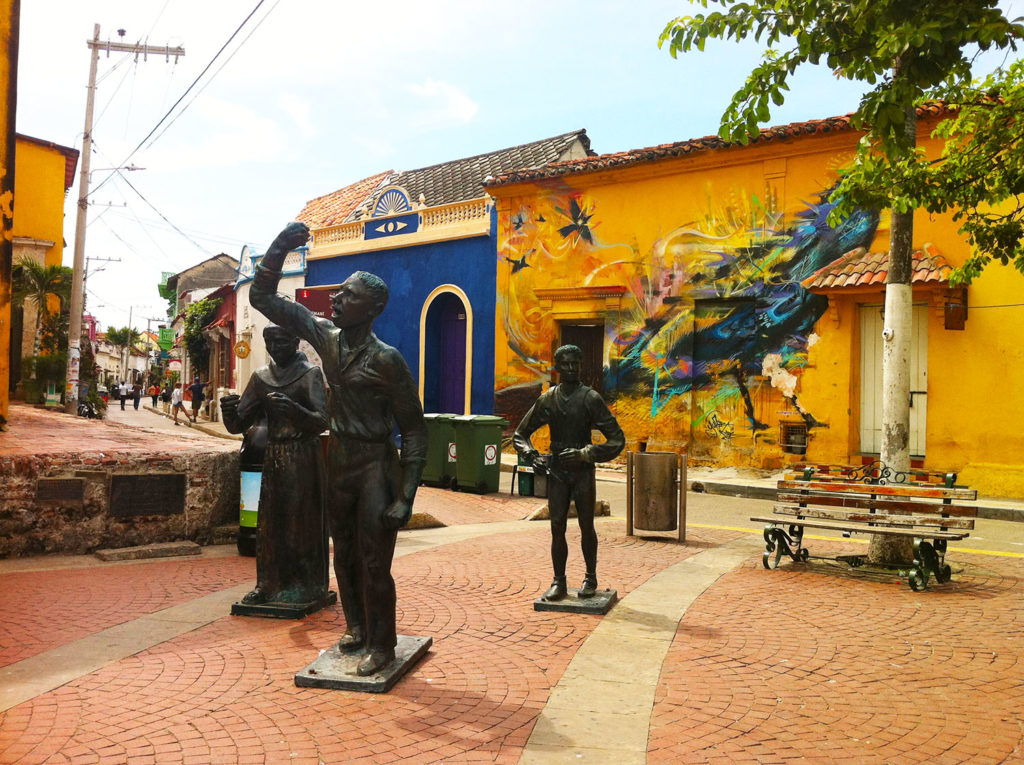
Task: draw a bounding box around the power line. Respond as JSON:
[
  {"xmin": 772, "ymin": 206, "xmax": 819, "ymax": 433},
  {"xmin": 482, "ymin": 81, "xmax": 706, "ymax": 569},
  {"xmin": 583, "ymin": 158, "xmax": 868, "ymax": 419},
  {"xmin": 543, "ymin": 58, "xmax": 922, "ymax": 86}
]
[
  {"xmin": 115, "ymin": 170, "xmax": 211, "ymax": 255},
  {"xmin": 89, "ymin": 2, "xmax": 269, "ymax": 200},
  {"xmin": 102, "ymin": 208, "xmax": 250, "ymax": 247},
  {"xmin": 146, "ymin": 0, "xmax": 281, "ymax": 148},
  {"xmin": 127, "ymin": 0, "xmax": 267, "ymax": 160}
]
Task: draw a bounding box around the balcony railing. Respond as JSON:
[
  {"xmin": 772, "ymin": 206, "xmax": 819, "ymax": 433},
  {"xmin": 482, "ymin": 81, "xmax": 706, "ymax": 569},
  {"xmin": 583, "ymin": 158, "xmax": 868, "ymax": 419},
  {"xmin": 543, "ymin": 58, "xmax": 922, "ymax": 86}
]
[{"xmin": 311, "ymin": 198, "xmax": 491, "ymax": 255}]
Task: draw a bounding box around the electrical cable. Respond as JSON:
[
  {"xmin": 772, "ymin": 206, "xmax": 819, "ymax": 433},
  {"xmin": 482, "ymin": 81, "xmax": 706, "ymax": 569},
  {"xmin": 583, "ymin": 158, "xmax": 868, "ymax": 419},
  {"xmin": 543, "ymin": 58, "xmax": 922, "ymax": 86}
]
[
  {"xmin": 90, "ymin": 0, "xmax": 270, "ymax": 199},
  {"xmin": 101, "ymin": 208, "xmax": 249, "ymax": 248},
  {"xmin": 124, "ymin": 1, "xmax": 266, "ymax": 161},
  {"xmin": 145, "ymin": 0, "xmax": 281, "ymax": 148},
  {"xmin": 115, "ymin": 170, "xmax": 212, "ymax": 255}
]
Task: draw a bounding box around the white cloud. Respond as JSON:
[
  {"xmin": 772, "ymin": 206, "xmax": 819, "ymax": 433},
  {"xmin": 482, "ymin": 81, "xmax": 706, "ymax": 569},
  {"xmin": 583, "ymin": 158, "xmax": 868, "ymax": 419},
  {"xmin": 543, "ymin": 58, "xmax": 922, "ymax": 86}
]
[
  {"xmin": 279, "ymin": 92, "xmax": 317, "ymax": 140},
  {"xmin": 138, "ymin": 97, "xmax": 291, "ymax": 171},
  {"xmin": 404, "ymin": 79, "xmax": 478, "ymax": 132}
]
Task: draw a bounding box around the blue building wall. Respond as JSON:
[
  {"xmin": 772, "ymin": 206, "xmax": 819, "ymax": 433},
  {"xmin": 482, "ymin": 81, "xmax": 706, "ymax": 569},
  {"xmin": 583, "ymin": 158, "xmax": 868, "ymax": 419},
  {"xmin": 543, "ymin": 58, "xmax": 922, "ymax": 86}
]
[{"xmin": 305, "ymin": 214, "xmax": 497, "ymax": 415}]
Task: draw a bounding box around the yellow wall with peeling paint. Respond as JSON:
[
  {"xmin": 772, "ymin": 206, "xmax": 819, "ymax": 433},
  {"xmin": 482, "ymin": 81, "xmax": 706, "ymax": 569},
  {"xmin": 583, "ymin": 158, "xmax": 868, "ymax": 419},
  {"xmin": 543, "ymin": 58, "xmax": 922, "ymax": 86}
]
[{"xmin": 0, "ymin": 1, "xmax": 16, "ymax": 426}]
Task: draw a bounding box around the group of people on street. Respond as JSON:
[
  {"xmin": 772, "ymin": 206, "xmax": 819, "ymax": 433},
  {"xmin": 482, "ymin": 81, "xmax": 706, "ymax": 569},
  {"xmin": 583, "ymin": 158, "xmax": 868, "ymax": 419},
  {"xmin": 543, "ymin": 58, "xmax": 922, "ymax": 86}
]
[
  {"xmin": 116, "ymin": 380, "xmax": 142, "ymax": 411},
  {"xmin": 108, "ymin": 376, "xmax": 209, "ymax": 426}
]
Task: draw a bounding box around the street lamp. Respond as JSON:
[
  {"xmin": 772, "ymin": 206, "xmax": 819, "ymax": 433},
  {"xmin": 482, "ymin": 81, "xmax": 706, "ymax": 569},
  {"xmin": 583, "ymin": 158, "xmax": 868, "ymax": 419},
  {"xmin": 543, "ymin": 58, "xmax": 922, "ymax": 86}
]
[{"xmin": 88, "ymin": 164, "xmax": 145, "ymax": 182}]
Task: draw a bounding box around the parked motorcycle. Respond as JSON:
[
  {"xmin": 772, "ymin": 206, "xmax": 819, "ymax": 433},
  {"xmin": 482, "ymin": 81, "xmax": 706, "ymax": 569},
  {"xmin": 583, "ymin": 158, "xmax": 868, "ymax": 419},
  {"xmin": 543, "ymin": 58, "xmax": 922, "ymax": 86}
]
[{"xmin": 77, "ymin": 400, "xmax": 99, "ymax": 419}]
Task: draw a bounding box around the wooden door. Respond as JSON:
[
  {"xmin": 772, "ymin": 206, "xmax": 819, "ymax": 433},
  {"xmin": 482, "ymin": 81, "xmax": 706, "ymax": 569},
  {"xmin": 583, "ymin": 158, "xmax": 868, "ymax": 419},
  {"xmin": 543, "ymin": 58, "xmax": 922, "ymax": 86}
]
[
  {"xmin": 859, "ymin": 304, "xmax": 928, "ymax": 456},
  {"xmin": 559, "ymin": 323, "xmax": 605, "ymax": 394}
]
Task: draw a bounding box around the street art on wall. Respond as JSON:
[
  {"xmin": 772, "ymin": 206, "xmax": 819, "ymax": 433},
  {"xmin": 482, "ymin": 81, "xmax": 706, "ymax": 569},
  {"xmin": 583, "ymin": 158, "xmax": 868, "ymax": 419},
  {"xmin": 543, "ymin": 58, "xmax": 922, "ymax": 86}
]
[{"xmin": 496, "ymin": 182, "xmax": 879, "ymax": 458}]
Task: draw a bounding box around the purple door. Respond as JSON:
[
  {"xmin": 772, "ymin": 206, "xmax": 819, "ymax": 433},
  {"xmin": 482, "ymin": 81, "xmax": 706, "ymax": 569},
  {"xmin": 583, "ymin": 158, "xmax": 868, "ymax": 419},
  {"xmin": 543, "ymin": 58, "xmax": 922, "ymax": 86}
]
[{"xmin": 439, "ymin": 296, "xmax": 467, "ymax": 413}]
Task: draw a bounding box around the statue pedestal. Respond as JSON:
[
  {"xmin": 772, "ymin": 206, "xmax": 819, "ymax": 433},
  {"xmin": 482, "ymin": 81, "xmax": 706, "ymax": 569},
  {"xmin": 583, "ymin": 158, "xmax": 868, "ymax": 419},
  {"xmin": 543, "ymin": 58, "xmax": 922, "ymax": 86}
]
[
  {"xmin": 294, "ymin": 635, "xmax": 432, "ymax": 693},
  {"xmin": 231, "ymin": 591, "xmax": 337, "ymax": 619},
  {"xmin": 534, "ymin": 588, "xmax": 618, "ymax": 615}
]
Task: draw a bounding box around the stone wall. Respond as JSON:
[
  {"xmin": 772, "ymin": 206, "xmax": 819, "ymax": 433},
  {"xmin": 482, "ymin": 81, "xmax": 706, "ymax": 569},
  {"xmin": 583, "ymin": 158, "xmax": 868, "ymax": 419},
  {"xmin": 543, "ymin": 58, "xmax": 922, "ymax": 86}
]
[{"xmin": 0, "ymin": 449, "xmax": 240, "ymax": 557}]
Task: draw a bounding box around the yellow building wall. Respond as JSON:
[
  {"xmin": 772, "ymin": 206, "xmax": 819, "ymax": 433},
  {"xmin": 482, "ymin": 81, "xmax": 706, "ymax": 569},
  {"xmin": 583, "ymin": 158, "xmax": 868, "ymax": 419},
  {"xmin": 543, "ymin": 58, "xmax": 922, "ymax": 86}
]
[
  {"xmin": 0, "ymin": 2, "xmax": 16, "ymax": 426},
  {"xmin": 12, "ymin": 137, "xmax": 69, "ymax": 268},
  {"xmin": 491, "ymin": 126, "xmax": 1024, "ymax": 495}
]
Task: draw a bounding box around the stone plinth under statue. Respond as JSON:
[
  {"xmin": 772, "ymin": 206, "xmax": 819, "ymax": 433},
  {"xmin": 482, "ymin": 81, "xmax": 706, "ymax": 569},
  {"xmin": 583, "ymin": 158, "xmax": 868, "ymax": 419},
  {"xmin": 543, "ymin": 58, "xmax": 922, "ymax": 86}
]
[
  {"xmin": 534, "ymin": 587, "xmax": 618, "ymax": 615},
  {"xmin": 231, "ymin": 591, "xmax": 337, "ymax": 619},
  {"xmin": 295, "ymin": 636, "xmax": 432, "ymax": 693}
]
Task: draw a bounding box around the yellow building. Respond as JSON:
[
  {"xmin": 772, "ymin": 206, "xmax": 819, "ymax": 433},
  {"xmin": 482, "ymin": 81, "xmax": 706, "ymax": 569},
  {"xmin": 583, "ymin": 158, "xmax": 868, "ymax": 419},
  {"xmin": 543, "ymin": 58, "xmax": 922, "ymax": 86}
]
[
  {"xmin": 5, "ymin": 134, "xmax": 78, "ymax": 395},
  {"xmin": 486, "ymin": 108, "xmax": 1024, "ymax": 497}
]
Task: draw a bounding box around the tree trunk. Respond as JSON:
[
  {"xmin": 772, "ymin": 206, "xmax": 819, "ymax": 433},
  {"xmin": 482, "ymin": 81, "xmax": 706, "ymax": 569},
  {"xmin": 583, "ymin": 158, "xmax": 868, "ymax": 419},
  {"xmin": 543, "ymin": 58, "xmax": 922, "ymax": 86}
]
[{"xmin": 869, "ymin": 105, "xmax": 917, "ymax": 565}]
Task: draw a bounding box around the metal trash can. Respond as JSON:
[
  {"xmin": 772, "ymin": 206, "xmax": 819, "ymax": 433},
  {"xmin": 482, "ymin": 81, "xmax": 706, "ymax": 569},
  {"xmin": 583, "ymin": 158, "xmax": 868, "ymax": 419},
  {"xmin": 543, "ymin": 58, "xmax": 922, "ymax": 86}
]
[
  {"xmin": 422, "ymin": 413, "xmax": 457, "ymax": 488},
  {"xmin": 533, "ymin": 458, "xmax": 549, "ymax": 498},
  {"xmin": 626, "ymin": 451, "xmax": 686, "ymax": 541},
  {"xmin": 452, "ymin": 415, "xmax": 509, "ymax": 494}
]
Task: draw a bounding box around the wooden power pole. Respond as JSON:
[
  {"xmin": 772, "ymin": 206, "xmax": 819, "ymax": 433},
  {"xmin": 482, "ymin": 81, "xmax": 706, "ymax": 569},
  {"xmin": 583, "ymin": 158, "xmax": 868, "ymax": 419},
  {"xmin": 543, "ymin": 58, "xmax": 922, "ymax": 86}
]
[{"xmin": 64, "ymin": 25, "xmax": 184, "ymax": 412}]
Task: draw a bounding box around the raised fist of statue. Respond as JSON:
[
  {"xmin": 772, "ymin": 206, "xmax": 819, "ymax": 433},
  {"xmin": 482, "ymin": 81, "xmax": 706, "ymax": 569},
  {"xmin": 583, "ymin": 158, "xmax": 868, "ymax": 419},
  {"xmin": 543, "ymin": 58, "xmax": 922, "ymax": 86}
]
[
  {"xmin": 272, "ymin": 221, "xmax": 311, "ymax": 252},
  {"xmin": 220, "ymin": 393, "xmax": 240, "ymax": 412}
]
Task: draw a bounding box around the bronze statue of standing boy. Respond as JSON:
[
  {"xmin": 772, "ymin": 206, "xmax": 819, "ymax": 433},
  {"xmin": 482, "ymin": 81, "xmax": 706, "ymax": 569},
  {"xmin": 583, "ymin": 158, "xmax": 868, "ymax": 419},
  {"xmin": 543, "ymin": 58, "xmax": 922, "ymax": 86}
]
[{"xmin": 514, "ymin": 344, "xmax": 624, "ymax": 600}]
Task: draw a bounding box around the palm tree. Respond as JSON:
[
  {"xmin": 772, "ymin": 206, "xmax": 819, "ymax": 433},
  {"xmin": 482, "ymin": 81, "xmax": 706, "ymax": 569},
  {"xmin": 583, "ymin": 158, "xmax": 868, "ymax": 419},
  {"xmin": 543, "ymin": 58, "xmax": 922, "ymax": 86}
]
[
  {"xmin": 105, "ymin": 326, "xmax": 143, "ymax": 381},
  {"xmin": 12, "ymin": 257, "xmax": 73, "ymax": 358}
]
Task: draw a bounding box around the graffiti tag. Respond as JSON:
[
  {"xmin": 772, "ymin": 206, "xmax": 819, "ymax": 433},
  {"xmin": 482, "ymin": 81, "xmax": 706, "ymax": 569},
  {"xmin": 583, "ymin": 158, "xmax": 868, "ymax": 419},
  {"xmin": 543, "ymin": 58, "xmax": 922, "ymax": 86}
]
[{"xmin": 704, "ymin": 412, "xmax": 734, "ymax": 440}]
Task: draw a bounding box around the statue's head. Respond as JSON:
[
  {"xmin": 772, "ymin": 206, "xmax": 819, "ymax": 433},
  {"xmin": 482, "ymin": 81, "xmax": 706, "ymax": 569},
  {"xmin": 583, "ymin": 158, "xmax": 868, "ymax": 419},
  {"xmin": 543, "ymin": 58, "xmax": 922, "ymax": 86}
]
[
  {"xmin": 263, "ymin": 325, "xmax": 299, "ymax": 367},
  {"xmin": 330, "ymin": 271, "xmax": 388, "ymax": 329},
  {"xmin": 554, "ymin": 344, "xmax": 583, "ymax": 384}
]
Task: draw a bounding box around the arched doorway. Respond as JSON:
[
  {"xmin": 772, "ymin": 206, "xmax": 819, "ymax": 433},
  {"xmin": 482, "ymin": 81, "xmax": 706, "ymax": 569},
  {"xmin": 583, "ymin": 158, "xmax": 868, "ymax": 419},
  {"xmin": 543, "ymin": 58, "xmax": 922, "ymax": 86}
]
[{"xmin": 421, "ymin": 289, "xmax": 470, "ymax": 414}]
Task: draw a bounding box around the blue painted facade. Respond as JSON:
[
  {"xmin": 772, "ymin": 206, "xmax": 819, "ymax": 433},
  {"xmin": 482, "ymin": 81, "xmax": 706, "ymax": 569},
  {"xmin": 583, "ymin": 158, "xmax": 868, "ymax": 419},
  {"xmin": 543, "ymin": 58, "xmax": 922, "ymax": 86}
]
[{"xmin": 305, "ymin": 209, "xmax": 498, "ymax": 415}]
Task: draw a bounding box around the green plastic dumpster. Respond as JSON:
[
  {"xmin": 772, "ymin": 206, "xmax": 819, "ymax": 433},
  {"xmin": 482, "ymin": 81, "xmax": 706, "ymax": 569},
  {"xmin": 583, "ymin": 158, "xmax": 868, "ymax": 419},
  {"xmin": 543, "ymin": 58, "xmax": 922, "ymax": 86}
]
[
  {"xmin": 422, "ymin": 413, "xmax": 457, "ymax": 488},
  {"xmin": 452, "ymin": 415, "xmax": 509, "ymax": 494}
]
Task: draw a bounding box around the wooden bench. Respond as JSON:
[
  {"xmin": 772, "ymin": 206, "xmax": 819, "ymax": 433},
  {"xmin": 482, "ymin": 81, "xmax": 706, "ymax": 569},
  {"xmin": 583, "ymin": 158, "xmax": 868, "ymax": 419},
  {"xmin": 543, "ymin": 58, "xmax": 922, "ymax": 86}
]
[{"xmin": 751, "ymin": 475, "xmax": 978, "ymax": 591}]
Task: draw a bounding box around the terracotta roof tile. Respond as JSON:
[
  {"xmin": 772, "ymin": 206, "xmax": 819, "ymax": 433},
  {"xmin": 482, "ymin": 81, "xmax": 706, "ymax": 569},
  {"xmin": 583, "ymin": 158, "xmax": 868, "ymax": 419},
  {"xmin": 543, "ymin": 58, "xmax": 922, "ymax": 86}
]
[
  {"xmin": 802, "ymin": 242, "xmax": 953, "ymax": 291},
  {"xmin": 484, "ymin": 104, "xmax": 949, "ymax": 187},
  {"xmin": 296, "ymin": 171, "xmax": 392, "ymax": 228}
]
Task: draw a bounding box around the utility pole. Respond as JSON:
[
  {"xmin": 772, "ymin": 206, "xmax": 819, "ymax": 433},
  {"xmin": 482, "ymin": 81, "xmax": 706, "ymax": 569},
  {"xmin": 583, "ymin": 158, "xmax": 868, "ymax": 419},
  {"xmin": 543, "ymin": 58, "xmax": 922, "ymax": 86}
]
[
  {"xmin": 64, "ymin": 25, "xmax": 184, "ymax": 413},
  {"xmin": 83, "ymin": 254, "xmax": 120, "ymax": 312}
]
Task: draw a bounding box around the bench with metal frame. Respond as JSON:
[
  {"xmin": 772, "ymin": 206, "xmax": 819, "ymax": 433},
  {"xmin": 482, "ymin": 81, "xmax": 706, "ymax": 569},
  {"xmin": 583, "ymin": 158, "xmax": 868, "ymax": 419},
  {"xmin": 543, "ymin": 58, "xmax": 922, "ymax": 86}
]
[{"xmin": 750, "ymin": 463, "xmax": 978, "ymax": 591}]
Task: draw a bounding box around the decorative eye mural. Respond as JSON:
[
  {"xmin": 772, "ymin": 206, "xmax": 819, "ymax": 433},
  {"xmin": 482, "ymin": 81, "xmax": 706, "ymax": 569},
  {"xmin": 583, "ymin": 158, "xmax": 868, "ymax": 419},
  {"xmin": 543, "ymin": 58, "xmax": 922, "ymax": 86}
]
[{"xmin": 373, "ymin": 188, "xmax": 412, "ymax": 217}]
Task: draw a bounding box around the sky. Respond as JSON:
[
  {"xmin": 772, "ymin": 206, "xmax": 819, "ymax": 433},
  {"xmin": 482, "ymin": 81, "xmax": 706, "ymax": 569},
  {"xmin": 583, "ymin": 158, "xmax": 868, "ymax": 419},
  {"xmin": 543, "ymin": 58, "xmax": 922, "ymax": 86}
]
[{"xmin": 15, "ymin": 0, "xmax": 1024, "ymax": 333}]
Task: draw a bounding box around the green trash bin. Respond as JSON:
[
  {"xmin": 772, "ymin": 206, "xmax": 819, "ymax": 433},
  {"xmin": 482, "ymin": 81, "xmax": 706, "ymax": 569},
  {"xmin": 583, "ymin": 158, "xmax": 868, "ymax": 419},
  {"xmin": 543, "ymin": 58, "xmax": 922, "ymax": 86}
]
[
  {"xmin": 452, "ymin": 415, "xmax": 509, "ymax": 494},
  {"xmin": 422, "ymin": 413, "xmax": 457, "ymax": 488}
]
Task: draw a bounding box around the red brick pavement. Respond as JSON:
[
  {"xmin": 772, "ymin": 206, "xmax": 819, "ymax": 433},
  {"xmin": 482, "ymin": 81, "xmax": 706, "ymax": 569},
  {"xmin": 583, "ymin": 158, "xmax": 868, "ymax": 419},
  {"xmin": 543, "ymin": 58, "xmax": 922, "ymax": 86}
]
[
  {"xmin": 0, "ymin": 556, "xmax": 255, "ymax": 668},
  {"xmin": 0, "ymin": 403, "xmax": 235, "ymax": 458},
  {"xmin": 412, "ymin": 486, "xmax": 543, "ymax": 526},
  {"xmin": 648, "ymin": 538, "xmax": 1024, "ymax": 764},
  {"xmin": 0, "ymin": 524, "xmax": 736, "ymax": 764}
]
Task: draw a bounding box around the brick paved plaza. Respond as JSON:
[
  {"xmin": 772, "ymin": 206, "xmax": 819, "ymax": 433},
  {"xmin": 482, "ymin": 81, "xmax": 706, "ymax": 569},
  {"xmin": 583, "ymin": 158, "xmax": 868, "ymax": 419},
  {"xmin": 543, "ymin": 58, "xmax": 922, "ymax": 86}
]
[{"xmin": 2, "ymin": 407, "xmax": 1024, "ymax": 763}]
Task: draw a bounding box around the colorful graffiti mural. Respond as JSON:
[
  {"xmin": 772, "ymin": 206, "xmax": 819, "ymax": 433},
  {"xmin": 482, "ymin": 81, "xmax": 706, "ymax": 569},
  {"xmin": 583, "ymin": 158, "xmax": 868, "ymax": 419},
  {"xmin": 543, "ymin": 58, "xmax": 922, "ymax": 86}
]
[{"xmin": 496, "ymin": 183, "xmax": 879, "ymax": 458}]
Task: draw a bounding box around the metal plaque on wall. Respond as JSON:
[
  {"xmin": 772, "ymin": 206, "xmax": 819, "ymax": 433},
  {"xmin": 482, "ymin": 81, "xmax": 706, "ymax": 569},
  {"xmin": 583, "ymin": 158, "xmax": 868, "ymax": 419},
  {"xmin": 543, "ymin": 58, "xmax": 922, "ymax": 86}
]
[
  {"xmin": 37, "ymin": 478, "xmax": 85, "ymax": 503},
  {"xmin": 110, "ymin": 474, "xmax": 186, "ymax": 517}
]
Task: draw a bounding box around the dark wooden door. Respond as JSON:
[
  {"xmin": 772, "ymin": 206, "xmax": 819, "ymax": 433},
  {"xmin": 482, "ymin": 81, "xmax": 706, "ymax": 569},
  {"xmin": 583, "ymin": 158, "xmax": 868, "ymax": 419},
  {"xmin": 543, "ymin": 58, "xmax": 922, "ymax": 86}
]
[{"xmin": 559, "ymin": 323, "xmax": 604, "ymax": 394}]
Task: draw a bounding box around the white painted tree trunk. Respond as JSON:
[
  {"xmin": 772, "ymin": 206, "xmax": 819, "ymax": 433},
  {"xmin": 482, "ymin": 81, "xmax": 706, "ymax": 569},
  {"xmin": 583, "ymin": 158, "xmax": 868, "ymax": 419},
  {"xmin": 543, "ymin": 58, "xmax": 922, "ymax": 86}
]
[{"xmin": 880, "ymin": 282, "xmax": 912, "ymax": 476}]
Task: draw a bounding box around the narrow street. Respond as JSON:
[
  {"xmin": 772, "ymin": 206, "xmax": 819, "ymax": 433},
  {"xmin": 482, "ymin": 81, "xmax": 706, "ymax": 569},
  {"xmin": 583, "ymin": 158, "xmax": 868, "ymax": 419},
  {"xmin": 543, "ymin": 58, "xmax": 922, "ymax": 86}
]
[{"xmin": 102, "ymin": 398, "xmax": 236, "ymax": 441}]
